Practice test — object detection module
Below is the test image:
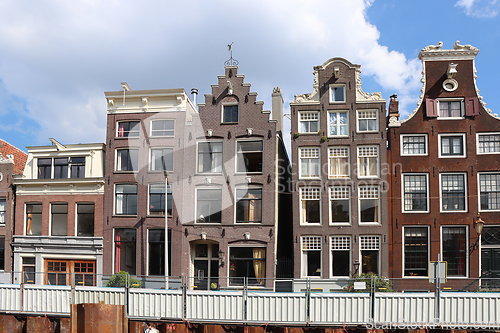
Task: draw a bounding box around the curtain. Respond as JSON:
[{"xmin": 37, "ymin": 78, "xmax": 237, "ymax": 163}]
[
  {"xmin": 26, "ymin": 206, "xmax": 33, "ymax": 235},
  {"xmin": 115, "ymin": 231, "xmax": 121, "ymax": 272},
  {"xmin": 253, "ymin": 248, "xmax": 266, "ymax": 285}
]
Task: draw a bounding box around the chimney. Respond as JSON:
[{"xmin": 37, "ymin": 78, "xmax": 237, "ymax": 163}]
[
  {"xmin": 388, "ymin": 93, "xmax": 399, "ymax": 119},
  {"xmin": 191, "ymin": 88, "xmax": 198, "ymax": 109},
  {"xmin": 272, "ymin": 87, "xmax": 283, "ymax": 133}
]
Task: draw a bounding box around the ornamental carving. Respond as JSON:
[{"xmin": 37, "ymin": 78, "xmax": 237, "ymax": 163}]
[
  {"xmin": 453, "ymin": 40, "xmax": 478, "ymax": 51},
  {"xmin": 420, "ymin": 41, "xmax": 443, "ymax": 52},
  {"xmin": 0, "ymin": 153, "xmax": 14, "ymax": 163}
]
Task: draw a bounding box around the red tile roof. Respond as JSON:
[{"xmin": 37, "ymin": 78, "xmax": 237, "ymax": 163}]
[{"xmin": 0, "ymin": 139, "xmax": 28, "ymax": 175}]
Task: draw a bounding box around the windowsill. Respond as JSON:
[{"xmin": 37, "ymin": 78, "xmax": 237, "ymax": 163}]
[
  {"xmin": 400, "ymin": 154, "xmax": 428, "ymax": 157},
  {"xmin": 150, "ymin": 136, "xmax": 175, "ymax": 138},
  {"xmin": 440, "ymin": 210, "xmax": 468, "ymax": 213},
  {"xmin": 300, "ymin": 223, "xmax": 322, "ymax": 226},
  {"xmin": 358, "ymin": 222, "xmax": 381, "ymax": 226},
  {"xmin": 437, "ymin": 117, "xmax": 465, "ymax": 120},
  {"xmin": 479, "ymin": 209, "xmax": 500, "ymax": 213},
  {"xmin": 115, "ymin": 136, "xmax": 140, "ymax": 140},
  {"xmin": 356, "ymin": 131, "xmax": 379, "ymax": 134},
  {"xmin": 403, "ymin": 275, "xmax": 429, "ymax": 279},
  {"xmin": 402, "ymin": 210, "xmax": 430, "ymax": 214},
  {"xmin": 439, "ymin": 155, "xmax": 466, "ymax": 158},
  {"xmin": 195, "ymin": 222, "xmax": 222, "ymax": 225},
  {"xmin": 357, "ymin": 176, "xmax": 379, "ymax": 179},
  {"xmin": 148, "ymin": 170, "xmax": 174, "ymax": 174},
  {"xmin": 298, "ymin": 133, "xmax": 320, "ymax": 135},
  {"xmin": 329, "ymin": 101, "xmax": 346, "ymax": 104},
  {"xmin": 147, "ymin": 215, "xmax": 173, "ymax": 218},
  {"xmin": 327, "ymin": 135, "xmax": 349, "ymax": 138},
  {"xmin": 235, "ymin": 222, "xmax": 263, "ymax": 225},
  {"xmin": 477, "ymin": 152, "xmax": 500, "ymax": 155},
  {"xmin": 195, "ymin": 172, "xmax": 223, "ymax": 176},
  {"xmin": 328, "ymin": 176, "xmax": 350, "ymax": 179},
  {"xmin": 299, "ymin": 177, "xmax": 321, "ymax": 180},
  {"xmin": 114, "ymin": 171, "xmax": 139, "ymax": 174},
  {"xmin": 235, "ymin": 172, "xmax": 263, "ymax": 175},
  {"xmin": 220, "ymin": 122, "xmax": 238, "ymax": 125},
  {"xmin": 329, "ymin": 223, "xmax": 351, "ymax": 226},
  {"xmin": 112, "ymin": 215, "xmax": 138, "ymax": 218}
]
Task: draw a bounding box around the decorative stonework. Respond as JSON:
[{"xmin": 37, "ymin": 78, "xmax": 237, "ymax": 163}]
[
  {"xmin": 293, "ymin": 71, "xmax": 320, "ymax": 103},
  {"xmin": 454, "ymin": 40, "xmax": 478, "ymax": 51},
  {"xmin": 421, "ymin": 41, "xmax": 443, "ymax": 52},
  {"xmin": 355, "ymin": 69, "xmax": 385, "ymax": 103},
  {"xmin": 0, "ymin": 153, "xmax": 14, "ymax": 164}
]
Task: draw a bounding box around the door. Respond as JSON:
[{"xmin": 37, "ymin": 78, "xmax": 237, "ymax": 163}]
[
  {"xmin": 192, "ymin": 243, "xmax": 219, "ymax": 290},
  {"xmin": 481, "ymin": 227, "xmax": 500, "ymax": 287}
]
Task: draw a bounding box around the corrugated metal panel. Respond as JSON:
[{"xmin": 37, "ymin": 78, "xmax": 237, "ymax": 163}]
[
  {"xmin": 247, "ymin": 292, "xmax": 307, "ymax": 324},
  {"xmin": 186, "ymin": 290, "xmax": 244, "ymax": 321},
  {"xmin": 23, "ymin": 285, "xmax": 71, "ymax": 313},
  {"xmin": 0, "ymin": 284, "xmax": 22, "ymax": 311},
  {"xmin": 374, "ymin": 292, "xmax": 435, "ymax": 325},
  {"xmin": 310, "ymin": 293, "xmax": 370, "ymax": 324},
  {"xmin": 441, "ymin": 292, "xmax": 500, "ymax": 326},
  {"xmin": 128, "ymin": 288, "xmax": 183, "ymax": 319},
  {"xmin": 74, "ymin": 286, "xmax": 126, "ymax": 305}
]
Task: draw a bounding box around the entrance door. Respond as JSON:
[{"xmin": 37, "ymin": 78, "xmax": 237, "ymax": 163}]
[
  {"xmin": 192, "ymin": 243, "xmax": 219, "ymax": 290},
  {"xmin": 481, "ymin": 227, "xmax": 500, "ymax": 287}
]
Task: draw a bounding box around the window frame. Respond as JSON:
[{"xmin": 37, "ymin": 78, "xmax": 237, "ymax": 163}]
[
  {"xmin": 76, "ymin": 203, "xmax": 95, "ymax": 237},
  {"xmin": 329, "ymin": 186, "xmax": 351, "ymax": 225},
  {"xmin": 478, "ymin": 172, "xmax": 500, "ymax": 212},
  {"xmin": 195, "ymin": 187, "xmax": 222, "ymax": 224},
  {"xmin": 115, "ymin": 148, "xmax": 139, "ymax": 172},
  {"xmin": 402, "ymin": 226, "xmax": 430, "ymax": 278},
  {"xmin": 116, "ymin": 120, "xmax": 140, "ymax": 138},
  {"xmin": 400, "ymin": 134, "xmax": 428, "ymax": 156},
  {"xmin": 147, "ymin": 183, "xmax": 173, "ymax": 217},
  {"xmin": 357, "ymin": 146, "xmax": 379, "ymax": 178},
  {"xmin": 196, "ymin": 141, "xmax": 223, "ymax": 174},
  {"xmin": 300, "ymin": 187, "xmax": 321, "ymax": 225},
  {"xmin": 298, "ymin": 111, "xmax": 320, "ymax": 134},
  {"xmin": 359, "ymin": 235, "xmax": 380, "ymax": 275},
  {"xmin": 50, "ymin": 203, "xmax": 68, "ymax": 236},
  {"xmin": 113, "ymin": 228, "xmax": 137, "ymax": 275},
  {"xmin": 440, "ymin": 173, "xmax": 468, "ymax": 213},
  {"xmin": 329, "ymin": 84, "xmax": 346, "ymax": 103},
  {"xmin": 149, "ymin": 147, "xmax": 174, "ymax": 172},
  {"xmin": 441, "ymin": 225, "xmax": 468, "ymax": 277},
  {"xmin": 401, "ymin": 173, "xmax": 430, "ymax": 213},
  {"xmin": 328, "ymin": 147, "xmax": 350, "ymax": 179},
  {"xmin": 358, "ymin": 186, "xmax": 380, "ymax": 225},
  {"xmin": 327, "ymin": 110, "xmax": 349, "ymax": 137},
  {"xmin": 69, "ymin": 157, "xmax": 86, "ymax": 178},
  {"xmin": 0, "ymin": 198, "xmax": 5, "ymax": 225},
  {"xmin": 437, "ymin": 98, "xmax": 465, "ymax": 119},
  {"xmin": 114, "ymin": 183, "xmax": 138, "ymax": 216},
  {"xmin": 147, "ymin": 229, "xmax": 165, "ymax": 276},
  {"xmin": 150, "ymin": 119, "xmax": 175, "ymax": 137},
  {"xmin": 236, "ymin": 140, "xmax": 263, "ymax": 174},
  {"xmin": 37, "ymin": 158, "xmax": 52, "ymax": 179},
  {"xmin": 301, "ymin": 236, "xmax": 322, "ymax": 278},
  {"xmin": 356, "ymin": 109, "xmax": 379, "ymax": 133},
  {"xmin": 25, "ymin": 203, "xmax": 42, "ymax": 236},
  {"xmin": 438, "ymin": 133, "xmax": 466, "ymax": 158},
  {"xmin": 222, "ymin": 103, "xmax": 239, "ymax": 123},
  {"xmin": 477, "ymin": 132, "xmax": 500, "ymax": 155},
  {"xmin": 329, "ymin": 236, "xmax": 351, "ymax": 278},
  {"xmin": 299, "ymin": 147, "xmax": 320, "ymax": 179},
  {"xmin": 235, "ymin": 187, "xmax": 263, "ymax": 224},
  {"xmin": 228, "ymin": 246, "xmax": 267, "ymax": 286}
]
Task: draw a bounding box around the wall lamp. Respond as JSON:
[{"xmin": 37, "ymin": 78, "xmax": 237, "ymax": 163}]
[
  {"xmin": 352, "ymin": 260, "xmax": 360, "ymax": 277},
  {"xmin": 469, "ymin": 213, "xmax": 485, "ymax": 255}
]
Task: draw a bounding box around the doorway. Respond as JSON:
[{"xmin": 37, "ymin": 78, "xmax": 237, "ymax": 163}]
[{"xmin": 192, "ymin": 242, "xmax": 220, "ymax": 290}]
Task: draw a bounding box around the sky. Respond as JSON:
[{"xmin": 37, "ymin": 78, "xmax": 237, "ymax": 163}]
[{"xmin": 0, "ymin": 0, "xmax": 499, "ymax": 153}]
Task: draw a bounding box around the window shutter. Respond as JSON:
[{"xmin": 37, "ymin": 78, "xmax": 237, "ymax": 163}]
[
  {"xmin": 465, "ymin": 97, "xmax": 479, "ymax": 116},
  {"xmin": 426, "ymin": 99, "xmax": 438, "ymax": 117}
]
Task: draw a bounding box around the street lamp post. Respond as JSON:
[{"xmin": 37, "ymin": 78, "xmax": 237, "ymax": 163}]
[{"xmin": 164, "ymin": 172, "xmax": 169, "ymax": 288}]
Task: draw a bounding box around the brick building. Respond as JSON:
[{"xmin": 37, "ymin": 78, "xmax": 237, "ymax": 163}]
[
  {"xmin": 387, "ymin": 41, "xmax": 500, "ymax": 289},
  {"xmin": 290, "ymin": 58, "xmax": 389, "ymax": 281}
]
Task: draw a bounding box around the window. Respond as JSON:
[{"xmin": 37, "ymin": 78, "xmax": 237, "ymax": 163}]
[
  {"xmin": 330, "ymin": 187, "xmax": 350, "ymax": 224},
  {"xmin": 37, "ymin": 158, "xmax": 52, "ymax": 179},
  {"xmin": 70, "ymin": 157, "xmax": 85, "ymax": 178},
  {"xmin": 115, "ymin": 184, "xmax": 138, "ymax": 215},
  {"xmin": 299, "ymin": 112, "xmax": 319, "ymax": 133},
  {"xmin": 477, "ymin": 133, "xmax": 500, "ymax": 154},
  {"xmin": 439, "ymin": 134, "xmax": 465, "ymax": 157},
  {"xmin": 151, "ymin": 120, "xmax": 174, "ymax": 137},
  {"xmin": 328, "ymin": 147, "xmax": 349, "ymax": 178},
  {"xmin": 300, "ymin": 188, "xmax": 320, "ymax": 224},
  {"xmin": 26, "ymin": 203, "xmax": 42, "ymax": 235},
  {"xmin": 299, "ymin": 147, "xmax": 320, "ymax": 178},
  {"xmin": 442, "ymin": 227, "xmax": 467, "ymax": 277},
  {"xmin": 404, "ymin": 227, "xmax": 428, "ymax": 277},
  {"xmin": 196, "ymin": 188, "xmax": 222, "ymax": 223},
  {"xmin": 236, "ymin": 141, "xmax": 263, "ymax": 173},
  {"xmin": 0, "ymin": 198, "xmax": 5, "ymax": 225},
  {"xmin": 0, "ymin": 237, "xmax": 4, "ymax": 270},
  {"xmin": 229, "ymin": 247, "xmax": 266, "ymax": 286},
  {"xmin": 116, "ymin": 149, "xmax": 138, "ymax": 172},
  {"xmin": 53, "ymin": 158, "xmax": 68, "ymax": 178},
  {"xmin": 150, "ymin": 148, "xmax": 174, "ymax": 172},
  {"xmin": 357, "ymin": 110, "xmax": 378, "ymax": 132},
  {"xmin": 51, "ymin": 203, "xmax": 68, "ymax": 236},
  {"xmin": 359, "ymin": 186, "xmax": 379, "ymax": 224},
  {"xmin": 236, "ymin": 188, "xmax": 262, "ymax": 223},
  {"xmin": 441, "ymin": 174, "xmax": 467, "ymax": 212},
  {"xmin": 114, "ymin": 228, "xmax": 136, "ymax": 274},
  {"xmin": 301, "ymin": 236, "xmax": 321, "ymax": 277},
  {"xmin": 328, "ymin": 111, "xmax": 348, "ymax": 136},
  {"xmin": 439, "ymin": 100, "xmax": 463, "ymax": 118},
  {"xmin": 117, "ymin": 121, "xmax": 140, "ymax": 138},
  {"xmin": 193, "ymin": 243, "xmax": 219, "ymax": 290},
  {"xmin": 403, "ymin": 174, "xmax": 429, "ymax": 212},
  {"xmin": 479, "ymin": 173, "xmax": 500, "ymax": 211},
  {"xmin": 148, "ymin": 183, "xmax": 172, "ymax": 216},
  {"xmin": 330, "ymin": 85, "xmax": 345, "ymax": 103},
  {"xmin": 77, "ymin": 203, "xmax": 94, "ymax": 236},
  {"xmin": 223, "ymin": 105, "xmax": 238, "ymax": 123},
  {"xmin": 401, "ymin": 135, "xmax": 427, "ymax": 156},
  {"xmin": 23, "ymin": 257, "xmax": 35, "ymax": 284},
  {"xmin": 74, "ymin": 261, "xmax": 95, "ymax": 286},
  {"xmin": 197, "ymin": 142, "xmax": 222, "ymax": 173},
  {"xmin": 331, "ymin": 236, "xmax": 350, "ymax": 277},
  {"xmin": 357, "ymin": 146, "xmax": 378, "ymax": 178},
  {"xmin": 46, "ymin": 261, "xmax": 68, "ymax": 285},
  {"xmin": 360, "ymin": 236, "xmax": 379, "ymax": 274},
  {"xmin": 148, "ymin": 229, "xmax": 165, "ymax": 276}
]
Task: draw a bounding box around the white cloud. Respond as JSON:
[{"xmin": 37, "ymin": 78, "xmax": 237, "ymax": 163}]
[{"xmin": 455, "ymin": 0, "xmax": 499, "ymax": 18}]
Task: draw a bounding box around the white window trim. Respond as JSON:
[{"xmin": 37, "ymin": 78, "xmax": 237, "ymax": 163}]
[
  {"xmin": 329, "ymin": 84, "xmax": 346, "ymax": 103},
  {"xmin": 298, "ymin": 111, "xmax": 320, "ymax": 134},
  {"xmin": 400, "ymin": 134, "xmax": 428, "ymax": 156},
  {"xmin": 221, "ymin": 102, "xmax": 239, "ymax": 123},
  {"xmin": 301, "ymin": 236, "xmax": 322, "ymax": 278},
  {"xmin": 115, "ymin": 148, "xmax": 139, "ymax": 173},
  {"xmin": 327, "ymin": 110, "xmax": 349, "ymax": 138},
  {"xmin": 147, "ymin": 183, "xmax": 172, "ymax": 216},
  {"xmin": 437, "ymin": 133, "xmax": 467, "ymax": 158},
  {"xmin": 234, "ymin": 186, "xmax": 263, "ymax": 224},
  {"xmin": 195, "ymin": 187, "xmax": 223, "ymax": 225},
  {"xmin": 328, "ymin": 146, "xmax": 350, "ymax": 179},
  {"xmin": 114, "ymin": 183, "xmax": 138, "ymax": 216},
  {"xmin": 299, "ymin": 147, "xmax": 321, "ymax": 179},
  {"xmin": 402, "ymin": 226, "xmax": 430, "ymax": 278},
  {"xmin": 401, "ymin": 173, "xmax": 430, "ymax": 213},
  {"xmin": 359, "ymin": 235, "xmax": 381, "ymax": 274},
  {"xmin": 149, "ymin": 147, "xmax": 174, "ymax": 173},
  {"xmin": 358, "ymin": 186, "xmax": 380, "ymax": 225},
  {"xmin": 477, "ymin": 172, "xmax": 500, "ymax": 212},
  {"xmin": 329, "ymin": 236, "xmax": 351, "ymax": 278},
  {"xmin": 0, "ymin": 198, "xmax": 6, "ymax": 225},
  {"xmin": 357, "ymin": 145, "xmax": 379, "ymax": 179},
  {"xmin": 75, "ymin": 202, "xmax": 94, "ymax": 237},
  {"xmin": 116, "ymin": 120, "xmax": 140, "ymax": 138},
  {"xmin": 196, "ymin": 141, "xmax": 224, "ymax": 175},
  {"xmin": 329, "ymin": 186, "xmax": 351, "ymax": 226},
  {"xmin": 235, "ymin": 139, "xmax": 263, "ymax": 175},
  {"xmin": 150, "ymin": 119, "xmax": 175, "ymax": 137},
  {"xmin": 439, "ymin": 173, "xmax": 468, "ymax": 213},
  {"xmin": 49, "ymin": 203, "xmax": 68, "ymax": 237},
  {"xmin": 440, "ymin": 225, "xmax": 469, "ymax": 278},
  {"xmin": 476, "ymin": 132, "xmax": 500, "ymax": 155},
  {"xmin": 437, "ymin": 98, "xmax": 465, "ymax": 120},
  {"xmin": 356, "ymin": 109, "xmax": 379, "ymax": 133},
  {"xmin": 300, "ymin": 187, "xmax": 321, "ymax": 225}
]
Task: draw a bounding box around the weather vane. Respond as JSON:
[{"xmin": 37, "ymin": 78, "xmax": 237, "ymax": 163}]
[{"xmin": 224, "ymin": 42, "xmax": 238, "ymax": 66}]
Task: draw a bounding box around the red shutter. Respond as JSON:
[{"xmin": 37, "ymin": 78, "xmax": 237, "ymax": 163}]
[
  {"xmin": 466, "ymin": 97, "xmax": 480, "ymax": 116},
  {"xmin": 426, "ymin": 99, "xmax": 438, "ymax": 117}
]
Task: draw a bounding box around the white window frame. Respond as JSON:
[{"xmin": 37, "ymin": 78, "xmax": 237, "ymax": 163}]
[
  {"xmin": 438, "ymin": 133, "xmax": 466, "ymax": 158},
  {"xmin": 476, "ymin": 132, "xmax": 500, "ymax": 155},
  {"xmin": 328, "ymin": 147, "xmax": 349, "ymax": 179},
  {"xmin": 234, "ymin": 186, "xmax": 263, "ymax": 224},
  {"xmin": 400, "ymin": 134, "xmax": 428, "ymax": 156},
  {"xmin": 437, "ymin": 98, "xmax": 465, "ymax": 119},
  {"xmin": 147, "ymin": 183, "xmax": 173, "ymax": 216},
  {"xmin": 150, "ymin": 119, "xmax": 175, "ymax": 137},
  {"xmin": 478, "ymin": 172, "xmax": 500, "ymax": 212},
  {"xmin": 440, "ymin": 225, "xmax": 469, "ymax": 278},
  {"xmin": 356, "ymin": 110, "xmax": 378, "ymax": 133},
  {"xmin": 114, "ymin": 183, "xmax": 138, "ymax": 216},
  {"xmin": 235, "ymin": 140, "xmax": 263, "ymax": 174},
  {"xmin": 76, "ymin": 202, "xmax": 95, "ymax": 237},
  {"xmin": 439, "ymin": 173, "xmax": 468, "ymax": 213},
  {"xmin": 401, "ymin": 173, "xmax": 430, "ymax": 213},
  {"xmin": 115, "ymin": 148, "xmax": 139, "ymax": 172},
  {"xmin": 298, "ymin": 111, "xmax": 320, "ymax": 134},
  {"xmin": 0, "ymin": 198, "xmax": 5, "ymax": 225},
  {"xmin": 359, "ymin": 235, "xmax": 380, "ymax": 275},
  {"xmin": 329, "ymin": 84, "xmax": 346, "ymax": 103},
  {"xmin": 357, "ymin": 146, "xmax": 379, "ymax": 178},
  {"xmin": 49, "ymin": 202, "xmax": 68, "ymax": 236},
  {"xmin": 195, "ymin": 187, "xmax": 222, "ymax": 224},
  {"xmin": 358, "ymin": 186, "xmax": 380, "ymax": 224},
  {"xmin": 300, "ymin": 187, "xmax": 321, "ymax": 225},
  {"xmin": 330, "ymin": 236, "xmax": 351, "ymax": 278},
  {"xmin": 196, "ymin": 141, "xmax": 223, "ymax": 174},
  {"xmin": 329, "ymin": 186, "xmax": 351, "ymax": 225},
  {"xmin": 116, "ymin": 120, "xmax": 140, "ymax": 138},
  {"xmin": 221, "ymin": 103, "xmax": 239, "ymax": 123},
  {"xmin": 327, "ymin": 110, "xmax": 349, "ymax": 137},
  {"xmin": 301, "ymin": 236, "xmax": 322, "ymax": 278},
  {"xmin": 149, "ymin": 147, "xmax": 174, "ymax": 172},
  {"xmin": 299, "ymin": 147, "xmax": 320, "ymax": 179},
  {"xmin": 402, "ymin": 226, "xmax": 430, "ymax": 278}
]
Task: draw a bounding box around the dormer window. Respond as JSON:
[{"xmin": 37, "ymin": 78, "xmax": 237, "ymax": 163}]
[
  {"xmin": 223, "ymin": 104, "xmax": 238, "ymax": 123},
  {"xmin": 329, "ymin": 85, "xmax": 346, "ymax": 103}
]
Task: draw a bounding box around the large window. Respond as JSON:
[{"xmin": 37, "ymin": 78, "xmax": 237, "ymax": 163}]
[
  {"xmin": 0, "ymin": 198, "xmax": 5, "ymax": 225},
  {"xmin": 26, "ymin": 203, "xmax": 42, "ymax": 236},
  {"xmin": 329, "ymin": 147, "xmax": 349, "ymax": 178},
  {"xmin": 117, "ymin": 121, "xmax": 140, "ymax": 138},
  {"xmin": 150, "ymin": 148, "xmax": 173, "ymax": 172},
  {"xmin": 197, "ymin": 142, "xmax": 223, "ymax": 173},
  {"xmin": 439, "ymin": 134, "xmax": 465, "ymax": 157},
  {"xmin": 223, "ymin": 105, "xmax": 238, "ymax": 123},
  {"xmin": 299, "ymin": 147, "xmax": 320, "ymax": 179},
  {"xmin": 360, "ymin": 236, "xmax": 379, "ymax": 275},
  {"xmin": 148, "ymin": 229, "xmax": 165, "ymax": 276},
  {"xmin": 116, "ymin": 149, "xmax": 139, "ymax": 172},
  {"xmin": 114, "ymin": 228, "xmax": 136, "ymax": 274},
  {"xmin": 151, "ymin": 120, "xmax": 174, "ymax": 137},
  {"xmin": 51, "ymin": 203, "xmax": 68, "ymax": 236},
  {"xmin": 193, "ymin": 243, "xmax": 219, "ymax": 290},
  {"xmin": 229, "ymin": 247, "xmax": 266, "ymax": 286},
  {"xmin": 479, "ymin": 173, "xmax": 500, "ymax": 211},
  {"xmin": 299, "ymin": 112, "xmax": 319, "ymax": 133},
  {"xmin": 357, "ymin": 146, "xmax": 378, "ymax": 178},
  {"xmin": 330, "ymin": 85, "xmax": 345, "ymax": 103},
  {"xmin": 148, "ymin": 183, "xmax": 172, "ymax": 216},
  {"xmin": 401, "ymin": 135, "xmax": 427, "ymax": 156},
  {"xmin": 357, "ymin": 110, "xmax": 378, "ymax": 132},
  {"xmin": 236, "ymin": 141, "xmax": 263, "ymax": 173},
  {"xmin": 236, "ymin": 188, "xmax": 262, "ymax": 223},
  {"xmin": 331, "ymin": 236, "xmax": 350, "ymax": 277},
  {"xmin": 300, "ymin": 188, "xmax": 321, "ymax": 224},
  {"xmin": 404, "ymin": 227, "xmax": 428, "ymax": 277},
  {"xmin": 330, "ymin": 187, "xmax": 350, "ymax": 224},
  {"xmin": 359, "ymin": 186, "xmax": 379, "ymax": 224},
  {"xmin": 37, "ymin": 157, "xmax": 86, "ymax": 179},
  {"xmin": 403, "ymin": 174, "xmax": 428, "ymax": 212},
  {"xmin": 441, "ymin": 174, "xmax": 466, "ymax": 212},
  {"xmin": 442, "ymin": 227, "xmax": 467, "ymax": 277},
  {"xmin": 301, "ymin": 236, "xmax": 321, "ymax": 277},
  {"xmin": 196, "ymin": 188, "xmax": 222, "ymax": 223},
  {"xmin": 70, "ymin": 157, "xmax": 85, "ymax": 178},
  {"xmin": 477, "ymin": 133, "xmax": 500, "ymax": 154},
  {"xmin": 438, "ymin": 100, "xmax": 463, "ymax": 118},
  {"xmin": 328, "ymin": 111, "xmax": 348, "ymax": 136},
  {"xmin": 115, "ymin": 184, "xmax": 138, "ymax": 215},
  {"xmin": 77, "ymin": 203, "xmax": 94, "ymax": 236},
  {"xmin": 0, "ymin": 237, "xmax": 4, "ymax": 270},
  {"xmin": 37, "ymin": 158, "xmax": 52, "ymax": 179},
  {"xmin": 46, "ymin": 261, "xmax": 68, "ymax": 285},
  {"xmin": 53, "ymin": 158, "xmax": 68, "ymax": 178}
]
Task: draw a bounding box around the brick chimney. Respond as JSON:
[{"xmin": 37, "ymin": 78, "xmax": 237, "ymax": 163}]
[
  {"xmin": 272, "ymin": 87, "xmax": 284, "ymax": 134},
  {"xmin": 388, "ymin": 93, "xmax": 399, "ymax": 119}
]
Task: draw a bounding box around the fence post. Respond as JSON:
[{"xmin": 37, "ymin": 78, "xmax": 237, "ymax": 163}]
[
  {"xmin": 182, "ymin": 276, "xmax": 187, "ymax": 320},
  {"xmin": 244, "ymin": 277, "xmax": 248, "ymax": 322},
  {"xmin": 306, "ymin": 278, "xmax": 311, "ymax": 323},
  {"xmin": 71, "ymin": 272, "xmax": 75, "ymax": 305}
]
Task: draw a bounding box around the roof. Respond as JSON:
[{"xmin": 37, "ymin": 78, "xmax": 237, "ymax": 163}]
[{"xmin": 0, "ymin": 138, "xmax": 28, "ymax": 175}]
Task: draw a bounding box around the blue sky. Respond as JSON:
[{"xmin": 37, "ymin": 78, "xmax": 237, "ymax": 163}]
[{"xmin": 0, "ymin": 0, "xmax": 498, "ymax": 153}]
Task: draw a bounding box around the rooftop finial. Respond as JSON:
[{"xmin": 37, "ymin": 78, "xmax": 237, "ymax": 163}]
[{"xmin": 224, "ymin": 42, "xmax": 238, "ymax": 66}]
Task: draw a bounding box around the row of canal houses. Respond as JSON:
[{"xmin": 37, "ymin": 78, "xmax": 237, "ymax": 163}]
[{"xmin": 0, "ymin": 41, "xmax": 499, "ymax": 291}]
